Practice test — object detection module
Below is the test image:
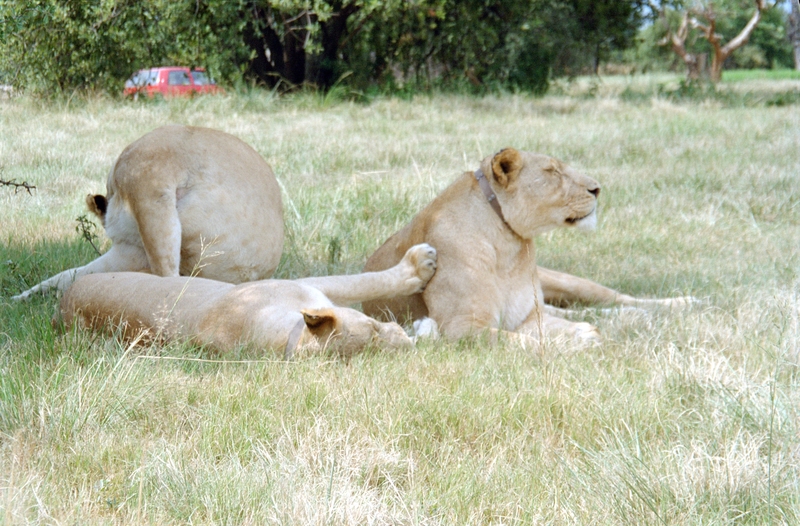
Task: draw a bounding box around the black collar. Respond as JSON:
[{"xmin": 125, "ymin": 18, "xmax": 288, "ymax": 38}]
[
  {"xmin": 473, "ymin": 168, "xmax": 505, "ymax": 222},
  {"xmin": 473, "ymin": 168, "xmax": 524, "ymax": 239}
]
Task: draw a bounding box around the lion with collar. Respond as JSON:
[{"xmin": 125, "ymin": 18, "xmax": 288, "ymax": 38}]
[{"xmin": 363, "ymin": 148, "xmax": 694, "ymax": 345}]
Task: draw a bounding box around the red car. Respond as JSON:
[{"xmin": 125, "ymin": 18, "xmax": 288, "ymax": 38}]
[{"xmin": 123, "ymin": 67, "xmax": 222, "ymax": 99}]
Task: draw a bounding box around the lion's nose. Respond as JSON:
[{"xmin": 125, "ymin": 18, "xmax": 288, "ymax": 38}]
[{"xmin": 588, "ymin": 186, "xmax": 600, "ymax": 198}]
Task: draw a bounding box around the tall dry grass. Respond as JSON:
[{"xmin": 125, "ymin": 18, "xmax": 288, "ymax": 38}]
[{"xmin": 1, "ymin": 78, "xmax": 799, "ymax": 524}]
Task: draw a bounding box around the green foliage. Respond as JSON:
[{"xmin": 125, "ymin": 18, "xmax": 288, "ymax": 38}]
[
  {"xmin": 0, "ymin": 0, "xmax": 252, "ymax": 92},
  {"xmin": 559, "ymin": 0, "xmax": 648, "ymax": 73},
  {"xmin": 725, "ymin": 2, "xmax": 794, "ymax": 69},
  {"xmin": 344, "ymin": 0, "xmax": 648, "ymax": 94},
  {"xmin": 348, "ymin": 0, "xmax": 556, "ymax": 93},
  {"xmin": 0, "ymin": 0, "xmax": 659, "ymax": 95}
]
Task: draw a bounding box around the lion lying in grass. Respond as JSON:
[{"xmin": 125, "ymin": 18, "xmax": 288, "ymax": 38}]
[
  {"xmin": 363, "ymin": 148, "xmax": 695, "ymax": 345},
  {"xmin": 16, "ymin": 126, "xmax": 690, "ymax": 349},
  {"xmin": 14, "ymin": 125, "xmax": 284, "ymax": 300},
  {"xmin": 59, "ymin": 244, "xmax": 437, "ymax": 358}
]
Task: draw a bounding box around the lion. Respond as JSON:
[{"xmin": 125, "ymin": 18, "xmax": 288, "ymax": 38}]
[
  {"xmin": 13, "ymin": 125, "xmax": 284, "ymax": 300},
  {"xmin": 362, "ymin": 148, "xmax": 695, "ymax": 345},
  {"xmin": 59, "ymin": 244, "xmax": 438, "ymax": 358}
]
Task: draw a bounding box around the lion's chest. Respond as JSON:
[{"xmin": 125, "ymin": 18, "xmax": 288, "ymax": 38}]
[
  {"xmin": 104, "ymin": 197, "xmax": 145, "ymax": 248},
  {"xmin": 498, "ymin": 281, "xmax": 539, "ymax": 330}
]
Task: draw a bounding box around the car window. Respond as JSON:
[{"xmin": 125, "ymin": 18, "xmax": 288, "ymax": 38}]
[
  {"xmin": 147, "ymin": 70, "xmax": 159, "ymax": 85},
  {"xmin": 124, "ymin": 73, "xmax": 139, "ymax": 89},
  {"xmin": 191, "ymin": 70, "xmax": 210, "ymax": 85},
  {"xmin": 126, "ymin": 71, "xmax": 151, "ymax": 88},
  {"xmin": 168, "ymin": 70, "xmax": 191, "ymax": 86}
]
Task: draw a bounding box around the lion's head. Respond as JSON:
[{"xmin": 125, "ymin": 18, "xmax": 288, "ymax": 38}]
[
  {"xmin": 481, "ymin": 148, "xmax": 600, "ymax": 239},
  {"xmin": 297, "ymin": 307, "xmax": 412, "ymax": 358}
]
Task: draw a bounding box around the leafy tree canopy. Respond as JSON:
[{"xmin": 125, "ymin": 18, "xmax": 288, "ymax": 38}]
[{"xmin": 0, "ymin": 0, "xmax": 792, "ymax": 94}]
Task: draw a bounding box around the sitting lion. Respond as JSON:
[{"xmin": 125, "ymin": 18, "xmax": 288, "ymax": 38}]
[
  {"xmin": 13, "ymin": 125, "xmax": 284, "ymax": 300},
  {"xmin": 59, "ymin": 244, "xmax": 437, "ymax": 358},
  {"xmin": 362, "ymin": 148, "xmax": 694, "ymax": 345}
]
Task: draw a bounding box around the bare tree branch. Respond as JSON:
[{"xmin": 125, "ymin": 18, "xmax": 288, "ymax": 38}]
[
  {"xmin": 1, "ymin": 178, "xmax": 37, "ymax": 194},
  {"xmin": 720, "ymin": 0, "xmax": 765, "ymax": 57},
  {"xmin": 660, "ymin": 0, "xmax": 768, "ymax": 82}
]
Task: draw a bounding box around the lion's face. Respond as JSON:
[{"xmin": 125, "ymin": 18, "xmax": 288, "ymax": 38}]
[
  {"xmin": 485, "ymin": 149, "xmax": 600, "ymax": 239},
  {"xmin": 301, "ymin": 307, "xmax": 412, "ymax": 356}
]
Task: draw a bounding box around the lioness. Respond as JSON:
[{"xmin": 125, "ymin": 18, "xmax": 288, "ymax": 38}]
[
  {"xmin": 13, "ymin": 125, "xmax": 284, "ymax": 300},
  {"xmin": 363, "ymin": 148, "xmax": 693, "ymax": 345},
  {"xmin": 59, "ymin": 244, "xmax": 437, "ymax": 358}
]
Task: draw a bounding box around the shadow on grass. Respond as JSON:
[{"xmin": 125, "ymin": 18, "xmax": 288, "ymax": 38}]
[
  {"xmin": 1, "ymin": 237, "xmax": 99, "ymax": 298},
  {"xmin": 0, "ymin": 238, "xmax": 98, "ymax": 350}
]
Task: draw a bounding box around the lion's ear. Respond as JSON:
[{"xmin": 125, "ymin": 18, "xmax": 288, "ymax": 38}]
[
  {"xmin": 85, "ymin": 194, "xmax": 108, "ymax": 220},
  {"xmin": 491, "ymin": 148, "xmax": 523, "ymax": 187},
  {"xmin": 301, "ymin": 308, "xmax": 339, "ymax": 338}
]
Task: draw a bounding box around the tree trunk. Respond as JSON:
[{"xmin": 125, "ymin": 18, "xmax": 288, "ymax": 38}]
[
  {"xmin": 309, "ymin": 1, "xmax": 360, "ymax": 89},
  {"xmin": 283, "ymin": 26, "xmax": 307, "ymax": 86},
  {"xmin": 279, "ymin": 10, "xmax": 313, "ymax": 86},
  {"xmin": 241, "ymin": 5, "xmax": 285, "ymax": 87},
  {"xmin": 790, "ymin": 0, "xmax": 800, "ymax": 70},
  {"xmin": 703, "ymin": 0, "xmax": 764, "ymax": 82}
]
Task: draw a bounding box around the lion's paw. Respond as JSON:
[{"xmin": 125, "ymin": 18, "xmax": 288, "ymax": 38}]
[
  {"xmin": 400, "ymin": 243, "xmax": 437, "ymax": 293},
  {"xmin": 11, "ymin": 290, "xmax": 31, "ymax": 302},
  {"xmin": 665, "ymin": 296, "xmax": 703, "ymax": 307},
  {"xmin": 412, "ymin": 317, "xmax": 440, "ymax": 341},
  {"xmin": 634, "ymin": 295, "xmax": 703, "ymax": 309},
  {"xmin": 572, "ymin": 322, "xmax": 602, "ymax": 347}
]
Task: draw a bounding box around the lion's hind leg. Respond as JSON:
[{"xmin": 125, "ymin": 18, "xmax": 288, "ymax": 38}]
[
  {"xmin": 538, "ymin": 266, "xmax": 699, "ymax": 309},
  {"xmin": 128, "ymin": 193, "xmax": 182, "ymax": 277},
  {"xmin": 297, "ymin": 244, "xmax": 437, "ymax": 307}
]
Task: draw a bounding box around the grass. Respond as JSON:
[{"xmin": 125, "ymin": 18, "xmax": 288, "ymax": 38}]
[
  {"xmin": 1, "ymin": 77, "xmax": 799, "ymax": 524},
  {"xmin": 722, "ymin": 69, "xmax": 800, "ymax": 81}
]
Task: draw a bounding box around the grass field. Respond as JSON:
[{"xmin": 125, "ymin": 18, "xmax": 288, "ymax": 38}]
[
  {"xmin": 722, "ymin": 68, "xmax": 800, "ymax": 81},
  {"xmin": 1, "ymin": 76, "xmax": 799, "ymax": 524}
]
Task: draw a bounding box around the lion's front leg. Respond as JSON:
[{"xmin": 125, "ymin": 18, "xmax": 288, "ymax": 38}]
[
  {"xmin": 515, "ymin": 307, "xmax": 601, "ymax": 347},
  {"xmin": 297, "ymin": 243, "xmax": 437, "ymax": 306},
  {"xmin": 12, "ymin": 243, "xmax": 150, "ymax": 301}
]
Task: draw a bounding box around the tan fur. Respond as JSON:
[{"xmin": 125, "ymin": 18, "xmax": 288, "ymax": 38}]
[
  {"xmin": 59, "ymin": 244, "xmax": 437, "ymax": 358},
  {"xmin": 14, "ymin": 125, "xmax": 284, "ymax": 300},
  {"xmin": 363, "ymin": 148, "xmax": 693, "ymax": 346}
]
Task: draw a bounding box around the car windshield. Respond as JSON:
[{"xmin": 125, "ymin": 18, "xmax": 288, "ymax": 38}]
[
  {"xmin": 168, "ymin": 70, "xmax": 191, "ymax": 86},
  {"xmin": 125, "ymin": 71, "xmax": 145, "ymax": 88},
  {"xmin": 191, "ymin": 70, "xmax": 213, "ymax": 85}
]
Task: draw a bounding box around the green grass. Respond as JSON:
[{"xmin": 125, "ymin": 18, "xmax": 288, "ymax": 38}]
[
  {"xmin": 1, "ymin": 83, "xmax": 799, "ymax": 524},
  {"xmin": 722, "ymin": 68, "xmax": 800, "ymax": 82}
]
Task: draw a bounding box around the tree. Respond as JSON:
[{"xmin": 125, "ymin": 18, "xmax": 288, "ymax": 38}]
[
  {"xmin": 0, "ymin": 0, "xmax": 252, "ymax": 92},
  {"xmin": 344, "ymin": 0, "xmax": 651, "ymax": 93},
  {"xmin": 660, "ymin": 0, "xmax": 769, "ymax": 82},
  {"xmin": 567, "ymin": 0, "xmax": 648, "ymax": 74},
  {"xmin": 0, "ymin": 0, "xmax": 666, "ymax": 94},
  {"xmin": 789, "ymin": 0, "xmax": 800, "ymax": 69},
  {"xmin": 240, "ymin": 0, "xmax": 375, "ymax": 89},
  {"xmin": 338, "ymin": 0, "xmax": 565, "ymax": 93},
  {"xmin": 0, "ymin": 0, "xmax": 372, "ymax": 92}
]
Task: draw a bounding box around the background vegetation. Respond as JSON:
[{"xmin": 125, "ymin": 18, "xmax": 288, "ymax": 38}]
[
  {"xmin": 1, "ymin": 0, "xmax": 797, "ymax": 94},
  {"xmin": 1, "ymin": 74, "xmax": 799, "ymax": 523}
]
